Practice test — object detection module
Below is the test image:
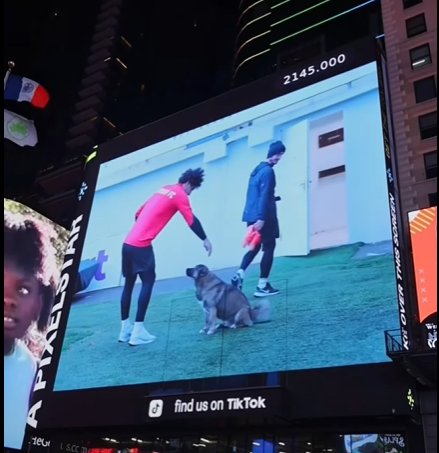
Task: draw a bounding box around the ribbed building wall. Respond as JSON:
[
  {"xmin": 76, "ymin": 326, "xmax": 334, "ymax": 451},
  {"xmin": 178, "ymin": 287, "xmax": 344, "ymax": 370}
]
[
  {"xmin": 381, "ymin": 0, "xmax": 437, "ymax": 213},
  {"xmin": 234, "ymin": 0, "xmax": 383, "ymax": 85},
  {"xmin": 66, "ymin": 0, "xmax": 123, "ymax": 152}
]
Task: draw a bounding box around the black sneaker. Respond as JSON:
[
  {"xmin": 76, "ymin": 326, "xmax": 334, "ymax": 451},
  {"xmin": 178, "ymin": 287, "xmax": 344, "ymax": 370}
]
[
  {"xmin": 231, "ymin": 274, "xmax": 244, "ymax": 291},
  {"xmin": 254, "ymin": 283, "xmax": 280, "ymax": 298}
]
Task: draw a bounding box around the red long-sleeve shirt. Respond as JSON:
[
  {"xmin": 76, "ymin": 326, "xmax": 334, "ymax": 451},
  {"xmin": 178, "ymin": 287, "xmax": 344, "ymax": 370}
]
[{"xmin": 125, "ymin": 184, "xmax": 195, "ymax": 248}]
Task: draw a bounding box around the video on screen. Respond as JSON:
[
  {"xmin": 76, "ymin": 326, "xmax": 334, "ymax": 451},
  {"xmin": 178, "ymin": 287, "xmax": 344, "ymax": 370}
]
[
  {"xmin": 4, "ymin": 199, "xmax": 69, "ymax": 449},
  {"xmin": 54, "ymin": 62, "xmax": 400, "ymax": 391}
]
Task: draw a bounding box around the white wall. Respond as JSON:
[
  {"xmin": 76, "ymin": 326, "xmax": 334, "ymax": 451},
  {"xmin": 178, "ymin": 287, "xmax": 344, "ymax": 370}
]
[{"xmin": 81, "ymin": 64, "xmax": 392, "ymax": 292}]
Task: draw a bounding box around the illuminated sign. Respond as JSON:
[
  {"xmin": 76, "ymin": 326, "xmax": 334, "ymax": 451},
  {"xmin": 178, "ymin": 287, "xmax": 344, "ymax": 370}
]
[
  {"xmin": 282, "ymin": 53, "xmax": 347, "ymax": 86},
  {"xmin": 377, "ymin": 52, "xmax": 410, "ymax": 350},
  {"xmin": 4, "ymin": 200, "xmax": 69, "ymax": 450},
  {"xmin": 57, "ymin": 62, "xmax": 403, "ymax": 389},
  {"xmin": 25, "ymin": 41, "xmax": 409, "ymax": 430},
  {"xmin": 145, "ymin": 388, "xmax": 288, "ymax": 420},
  {"xmin": 344, "ymin": 433, "xmax": 407, "ymax": 453},
  {"xmin": 28, "ymin": 215, "xmax": 84, "ymax": 429},
  {"xmin": 409, "ymin": 207, "xmax": 437, "ymax": 349},
  {"xmin": 31, "ymin": 437, "xmax": 51, "ymax": 448}
]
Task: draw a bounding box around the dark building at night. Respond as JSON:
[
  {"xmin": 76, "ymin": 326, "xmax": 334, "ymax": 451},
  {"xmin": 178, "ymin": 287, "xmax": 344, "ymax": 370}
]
[
  {"xmin": 4, "ymin": 0, "xmax": 237, "ymax": 226},
  {"xmin": 64, "ymin": 0, "xmax": 235, "ymax": 156},
  {"xmin": 5, "ymin": 0, "xmax": 386, "ymax": 226},
  {"xmin": 233, "ymin": 0, "xmax": 384, "ymax": 86}
]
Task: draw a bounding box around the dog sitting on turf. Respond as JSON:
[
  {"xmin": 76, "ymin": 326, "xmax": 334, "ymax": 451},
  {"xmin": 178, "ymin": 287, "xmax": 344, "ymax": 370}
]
[{"xmin": 186, "ymin": 264, "xmax": 271, "ymax": 335}]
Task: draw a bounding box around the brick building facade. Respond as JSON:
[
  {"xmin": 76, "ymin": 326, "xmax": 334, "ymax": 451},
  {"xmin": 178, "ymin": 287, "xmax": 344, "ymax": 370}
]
[
  {"xmin": 381, "ymin": 3, "xmax": 437, "ymax": 451},
  {"xmin": 381, "ymin": 0, "xmax": 437, "ymax": 213}
]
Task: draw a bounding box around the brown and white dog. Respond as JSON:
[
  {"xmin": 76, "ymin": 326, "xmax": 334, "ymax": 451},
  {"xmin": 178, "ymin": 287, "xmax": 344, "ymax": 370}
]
[{"xmin": 186, "ymin": 265, "xmax": 271, "ymax": 335}]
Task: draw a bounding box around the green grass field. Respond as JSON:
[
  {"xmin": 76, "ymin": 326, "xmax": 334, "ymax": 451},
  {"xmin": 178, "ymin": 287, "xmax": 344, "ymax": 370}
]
[{"xmin": 54, "ymin": 243, "xmax": 398, "ymax": 391}]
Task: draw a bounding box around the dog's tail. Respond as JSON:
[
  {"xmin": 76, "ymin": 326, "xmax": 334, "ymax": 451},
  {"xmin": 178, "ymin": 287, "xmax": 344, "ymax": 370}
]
[{"xmin": 251, "ymin": 299, "xmax": 271, "ymax": 324}]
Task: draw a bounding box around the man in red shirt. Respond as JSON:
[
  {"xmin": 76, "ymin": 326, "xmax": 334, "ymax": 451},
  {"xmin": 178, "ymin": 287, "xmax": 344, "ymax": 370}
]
[{"xmin": 119, "ymin": 168, "xmax": 212, "ymax": 346}]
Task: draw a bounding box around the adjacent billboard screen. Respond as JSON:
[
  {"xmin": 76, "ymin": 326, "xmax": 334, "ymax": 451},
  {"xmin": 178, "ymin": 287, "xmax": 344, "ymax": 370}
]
[
  {"xmin": 409, "ymin": 207, "xmax": 437, "ymax": 349},
  {"xmin": 4, "ymin": 199, "xmax": 69, "ymax": 450},
  {"xmin": 344, "ymin": 433, "xmax": 407, "ymax": 453},
  {"xmin": 26, "ymin": 40, "xmax": 409, "ymax": 430}
]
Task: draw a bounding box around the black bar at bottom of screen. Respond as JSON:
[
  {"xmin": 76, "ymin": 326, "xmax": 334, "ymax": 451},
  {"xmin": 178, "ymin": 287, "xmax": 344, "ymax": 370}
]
[{"xmin": 144, "ymin": 387, "xmax": 290, "ymax": 421}]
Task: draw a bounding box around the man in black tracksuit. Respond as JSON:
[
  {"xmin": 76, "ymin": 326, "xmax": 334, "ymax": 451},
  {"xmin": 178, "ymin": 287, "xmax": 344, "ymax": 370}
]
[{"xmin": 232, "ymin": 141, "xmax": 285, "ymax": 297}]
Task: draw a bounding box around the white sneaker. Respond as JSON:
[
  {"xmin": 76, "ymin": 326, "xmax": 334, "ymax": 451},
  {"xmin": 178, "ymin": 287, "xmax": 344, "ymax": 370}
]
[
  {"xmin": 119, "ymin": 322, "xmax": 133, "ymax": 343},
  {"xmin": 129, "ymin": 325, "xmax": 156, "ymax": 346}
]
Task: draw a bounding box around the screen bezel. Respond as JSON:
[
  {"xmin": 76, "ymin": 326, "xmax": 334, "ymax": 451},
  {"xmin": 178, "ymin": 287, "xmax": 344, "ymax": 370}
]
[{"xmin": 26, "ymin": 38, "xmax": 412, "ymax": 432}]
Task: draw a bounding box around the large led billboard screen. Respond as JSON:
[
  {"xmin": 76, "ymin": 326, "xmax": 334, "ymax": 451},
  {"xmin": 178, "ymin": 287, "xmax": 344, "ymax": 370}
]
[
  {"xmin": 409, "ymin": 207, "xmax": 437, "ymax": 349},
  {"xmin": 4, "ymin": 200, "xmax": 69, "ymax": 450},
  {"xmin": 26, "ymin": 40, "xmax": 410, "ymax": 430}
]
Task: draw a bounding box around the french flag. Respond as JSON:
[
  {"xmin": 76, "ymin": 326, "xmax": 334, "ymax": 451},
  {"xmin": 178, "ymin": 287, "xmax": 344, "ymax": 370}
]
[{"xmin": 4, "ymin": 73, "xmax": 50, "ymax": 109}]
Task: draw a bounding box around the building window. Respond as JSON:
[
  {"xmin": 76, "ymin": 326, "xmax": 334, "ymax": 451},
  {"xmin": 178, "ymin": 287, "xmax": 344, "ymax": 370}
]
[
  {"xmin": 414, "ymin": 76, "xmax": 437, "ymax": 103},
  {"xmin": 403, "ymin": 0, "xmax": 423, "ymax": 8},
  {"xmin": 428, "ymin": 192, "xmax": 437, "ymax": 207},
  {"xmin": 418, "ymin": 112, "xmax": 437, "ymax": 140},
  {"xmin": 406, "ymin": 13, "xmax": 427, "ymax": 38},
  {"xmin": 410, "ymin": 44, "xmax": 432, "ymax": 69},
  {"xmin": 424, "ymin": 151, "xmax": 437, "ymax": 179}
]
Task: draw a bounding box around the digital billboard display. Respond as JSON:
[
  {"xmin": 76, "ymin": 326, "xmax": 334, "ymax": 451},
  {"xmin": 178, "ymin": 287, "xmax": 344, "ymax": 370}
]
[
  {"xmin": 4, "ymin": 199, "xmax": 69, "ymax": 450},
  {"xmin": 26, "ymin": 40, "xmax": 410, "ymax": 430},
  {"xmin": 409, "ymin": 207, "xmax": 437, "ymax": 349},
  {"xmin": 344, "ymin": 433, "xmax": 407, "ymax": 453}
]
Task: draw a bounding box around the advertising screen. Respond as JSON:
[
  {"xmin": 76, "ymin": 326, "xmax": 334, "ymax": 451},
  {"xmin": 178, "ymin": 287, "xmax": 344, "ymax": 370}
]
[
  {"xmin": 344, "ymin": 433, "xmax": 407, "ymax": 453},
  {"xmin": 26, "ymin": 41, "xmax": 409, "ymax": 430},
  {"xmin": 55, "ymin": 58, "xmax": 401, "ymax": 391},
  {"xmin": 409, "ymin": 207, "xmax": 437, "ymax": 349},
  {"xmin": 4, "ymin": 199, "xmax": 69, "ymax": 450}
]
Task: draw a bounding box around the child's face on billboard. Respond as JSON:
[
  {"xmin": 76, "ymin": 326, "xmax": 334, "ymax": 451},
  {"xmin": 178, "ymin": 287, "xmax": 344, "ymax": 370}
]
[{"xmin": 4, "ymin": 261, "xmax": 43, "ymax": 353}]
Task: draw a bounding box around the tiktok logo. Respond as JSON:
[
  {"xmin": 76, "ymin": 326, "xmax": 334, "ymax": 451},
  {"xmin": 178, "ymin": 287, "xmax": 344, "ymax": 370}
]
[{"xmin": 148, "ymin": 400, "xmax": 164, "ymax": 418}]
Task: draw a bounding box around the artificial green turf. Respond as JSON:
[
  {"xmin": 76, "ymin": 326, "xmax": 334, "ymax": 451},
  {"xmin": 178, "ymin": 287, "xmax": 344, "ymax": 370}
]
[{"xmin": 54, "ymin": 243, "xmax": 399, "ymax": 391}]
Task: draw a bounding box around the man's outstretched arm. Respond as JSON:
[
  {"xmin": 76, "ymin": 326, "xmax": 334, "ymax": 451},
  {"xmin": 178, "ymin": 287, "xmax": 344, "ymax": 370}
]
[{"xmin": 176, "ymin": 193, "xmax": 212, "ymax": 255}]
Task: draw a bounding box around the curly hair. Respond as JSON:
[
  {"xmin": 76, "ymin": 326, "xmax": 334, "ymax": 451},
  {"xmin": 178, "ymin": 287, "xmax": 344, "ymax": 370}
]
[
  {"xmin": 4, "ymin": 211, "xmax": 60, "ymax": 332},
  {"xmin": 178, "ymin": 168, "xmax": 205, "ymax": 189}
]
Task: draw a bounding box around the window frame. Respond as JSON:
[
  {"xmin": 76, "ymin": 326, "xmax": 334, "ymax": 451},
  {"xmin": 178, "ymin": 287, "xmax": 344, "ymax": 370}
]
[
  {"xmin": 423, "ymin": 151, "xmax": 437, "ymax": 179},
  {"xmin": 405, "ymin": 13, "xmax": 427, "ymax": 38},
  {"xmin": 414, "ymin": 76, "xmax": 437, "ymax": 103},
  {"xmin": 410, "ymin": 43, "xmax": 432, "ymax": 70},
  {"xmin": 418, "ymin": 111, "xmax": 438, "ymax": 141},
  {"xmin": 403, "ymin": 0, "xmax": 423, "ymax": 9}
]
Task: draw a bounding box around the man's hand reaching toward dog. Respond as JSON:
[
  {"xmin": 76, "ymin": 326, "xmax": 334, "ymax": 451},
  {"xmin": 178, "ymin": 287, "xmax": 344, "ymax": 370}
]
[{"xmin": 203, "ymin": 238, "xmax": 213, "ymax": 256}]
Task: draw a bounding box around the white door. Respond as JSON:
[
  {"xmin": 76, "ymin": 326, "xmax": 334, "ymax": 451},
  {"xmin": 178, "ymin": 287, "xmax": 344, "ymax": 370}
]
[
  {"xmin": 275, "ymin": 120, "xmax": 310, "ymax": 257},
  {"xmin": 309, "ymin": 114, "xmax": 349, "ymax": 250}
]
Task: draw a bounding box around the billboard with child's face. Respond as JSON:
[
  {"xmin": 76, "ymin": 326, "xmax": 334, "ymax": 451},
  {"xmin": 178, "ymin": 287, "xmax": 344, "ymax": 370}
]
[{"xmin": 4, "ymin": 199, "xmax": 69, "ymax": 450}]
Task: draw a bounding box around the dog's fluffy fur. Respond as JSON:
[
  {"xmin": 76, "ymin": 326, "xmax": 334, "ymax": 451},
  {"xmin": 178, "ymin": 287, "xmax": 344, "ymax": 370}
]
[{"xmin": 186, "ymin": 265, "xmax": 271, "ymax": 335}]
